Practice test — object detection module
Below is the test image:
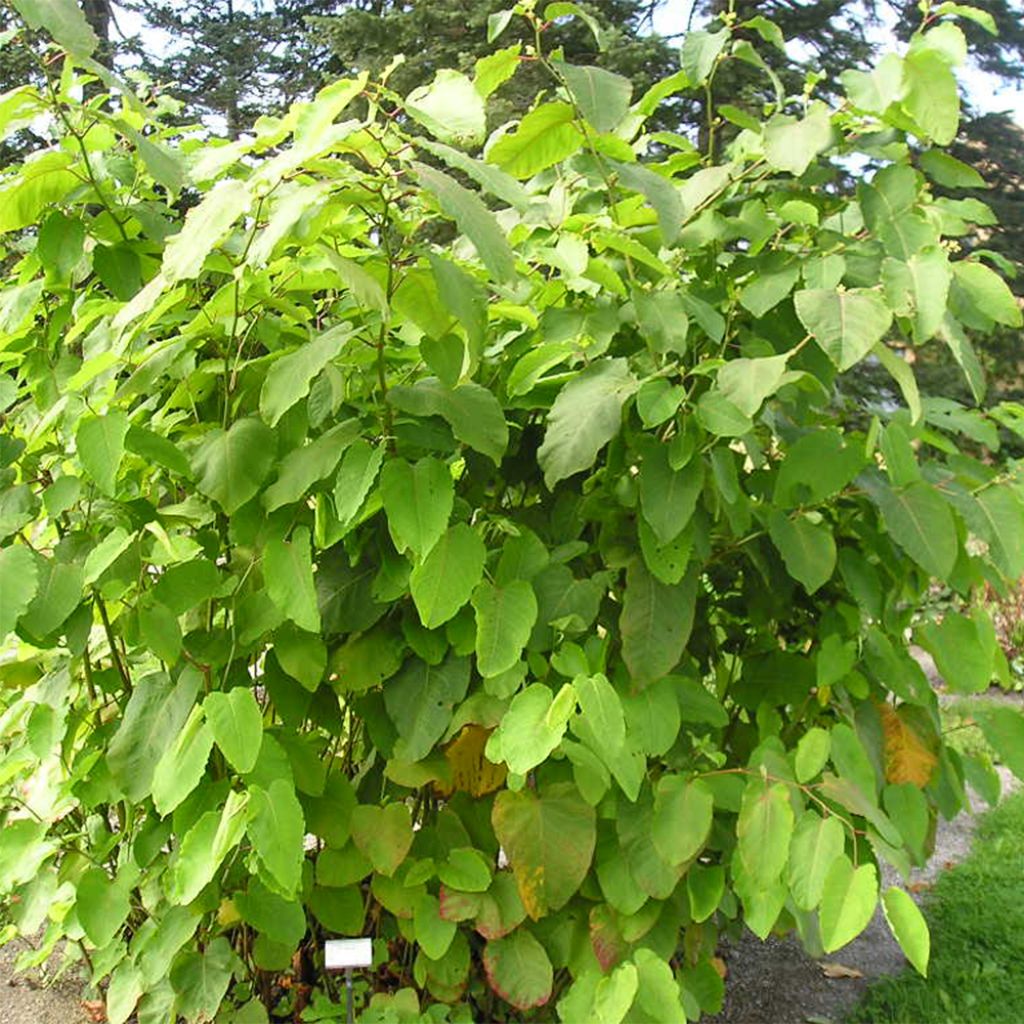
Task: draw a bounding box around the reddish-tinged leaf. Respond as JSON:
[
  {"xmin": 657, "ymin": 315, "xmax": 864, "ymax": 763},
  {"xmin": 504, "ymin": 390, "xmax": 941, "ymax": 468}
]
[
  {"xmin": 589, "ymin": 904, "xmax": 627, "ymax": 972},
  {"xmin": 483, "ymin": 930, "xmax": 553, "ymax": 1009}
]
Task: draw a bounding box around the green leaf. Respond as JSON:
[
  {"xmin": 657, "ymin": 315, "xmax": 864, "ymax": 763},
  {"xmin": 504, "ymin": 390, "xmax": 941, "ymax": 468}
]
[
  {"xmin": 716, "ymin": 352, "xmax": 792, "ymax": 417},
  {"xmin": 429, "ymin": 253, "xmax": 488, "ymax": 356},
  {"xmin": 620, "ymin": 559, "xmax": 697, "ymax": 688},
  {"xmin": 872, "ymin": 481, "xmax": 958, "ymax": 580},
  {"xmin": 917, "ymin": 610, "xmax": 998, "ymax": 694},
  {"xmin": 688, "ymin": 864, "xmax": 725, "ymax": 924},
  {"xmin": 681, "ymin": 29, "xmax": 729, "ymax": 86},
  {"xmin": 486, "ymin": 102, "xmax": 583, "ymax": 179},
  {"xmin": 169, "ymin": 938, "xmax": 236, "ymax": 1021},
  {"xmin": 613, "ymin": 163, "xmax": 684, "ymax": 245},
  {"xmin": 380, "ymin": 457, "xmax": 453, "ymax": 560},
  {"xmin": 388, "ymin": 378, "xmax": 509, "ymax": 464},
  {"xmin": 19, "ymin": 558, "xmax": 81, "ymax": 638},
  {"xmin": 473, "ymin": 580, "xmax": 538, "ymax": 678},
  {"xmin": 108, "ymin": 671, "xmax": 201, "ymax": 803},
  {"xmin": 764, "ymin": 104, "xmax": 833, "ymax": 176},
  {"xmin": 410, "ymin": 524, "xmax": 486, "ymax": 628},
  {"xmin": 413, "ymin": 163, "xmax": 516, "ymax": 282},
  {"xmin": 384, "ymin": 653, "xmax": 471, "ymax": 763},
  {"xmin": 484, "ymin": 930, "xmax": 554, "ymax": 1010},
  {"xmin": 972, "ymin": 705, "xmax": 1024, "ymax": 782},
  {"xmin": 125, "ymin": 424, "xmax": 191, "ymax": 478},
  {"xmin": 882, "ymin": 247, "xmax": 951, "ymax": 342},
  {"xmin": 775, "ymin": 428, "xmax": 865, "ymax": 507},
  {"xmin": 919, "ymin": 149, "xmax": 986, "ymax": 188},
  {"xmin": 438, "ymin": 848, "xmax": 493, "ymax": 893},
  {"xmin": 420, "ymin": 140, "xmax": 532, "ymax": 213},
  {"xmin": 0, "ymin": 544, "xmax": 37, "ymax": 637},
  {"xmin": 260, "ymin": 329, "xmax": 350, "ymax": 427},
  {"xmin": 768, "ymin": 510, "xmax": 837, "ymax": 594},
  {"xmin": 820, "ymin": 855, "xmax": 878, "ymax": 953},
  {"xmin": 264, "ymin": 527, "xmax": 321, "ymax": 633},
  {"xmin": 739, "ymin": 265, "xmax": 800, "ymax": 319},
  {"xmin": 151, "ymin": 706, "xmax": 213, "ymax": 817},
  {"xmin": 539, "ymin": 358, "xmax": 637, "ymax": 488},
  {"xmin": 633, "ymin": 290, "xmax": 689, "ymax": 356},
  {"xmin": 574, "ymin": 673, "xmax": 626, "ymax": 758},
  {"xmin": 83, "ymin": 527, "xmax": 134, "ymax": 586},
  {"xmin": 263, "ymin": 421, "xmax": 359, "ymax": 511},
  {"xmin": 787, "ymin": 812, "xmax": 845, "ymax": 911},
  {"xmin": 76, "ymin": 868, "xmax": 130, "ymax": 948},
  {"xmin": 406, "ymin": 70, "xmax": 487, "ymax": 149},
  {"xmin": 492, "ymin": 783, "xmax": 596, "ymax": 919},
  {"xmin": 169, "ymin": 791, "xmax": 250, "ymax": 904},
  {"xmin": 192, "ymin": 418, "xmax": 277, "ymax": 514},
  {"xmin": 350, "ymin": 803, "xmax": 414, "ymax": 877},
  {"xmin": 248, "ymin": 779, "xmax": 305, "ymax": 895},
  {"xmin": 204, "ymin": 687, "xmax": 264, "ymax": 774},
  {"xmin": 11, "ymin": 0, "xmax": 97, "ymax": 55},
  {"xmin": 639, "ymin": 445, "xmax": 703, "ymax": 546},
  {"xmin": 487, "ymin": 683, "xmax": 576, "ymax": 775},
  {"xmin": 557, "ymin": 63, "xmax": 632, "ymax": 133},
  {"xmin": 163, "ymin": 179, "xmax": 251, "ymax": 282},
  {"xmin": 882, "ymin": 886, "xmax": 929, "ymax": 976},
  {"xmin": 842, "ymin": 53, "xmax": 904, "ymax": 113},
  {"xmin": 652, "ymin": 776, "xmax": 713, "ymax": 867},
  {"xmin": 794, "ymin": 288, "xmax": 894, "ymax": 370},
  {"xmin": 737, "ymin": 780, "xmax": 794, "ymax": 886},
  {"xmin": 952, "ymin": 260, "xmax": 1023, "ymax": 327},
  {"xmin": 901, "ymin": 50, "xmax": 959, "ymax": 145},
  {"xmin": 77, "ymin": 411, "xmax": 129, "ymax": 496},
  {"xmin": 795, "ymin": 727, "xmax": 831, "ymax": 783},
  {"xmin": 333, "ymin": 440, "xmax": 384, "ymax": 530}
]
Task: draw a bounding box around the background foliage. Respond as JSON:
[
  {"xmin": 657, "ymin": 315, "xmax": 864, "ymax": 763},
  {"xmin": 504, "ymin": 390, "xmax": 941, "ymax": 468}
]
[{"xmin": 2, "ymin": 0, "xmax": 1024, "ymax": 1021}]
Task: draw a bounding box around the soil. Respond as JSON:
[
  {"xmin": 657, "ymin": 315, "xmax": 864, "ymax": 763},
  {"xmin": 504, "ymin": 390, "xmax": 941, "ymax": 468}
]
[{"xmin": 0, "ymin": 938, "xmax": 89, "ymax": 1024}]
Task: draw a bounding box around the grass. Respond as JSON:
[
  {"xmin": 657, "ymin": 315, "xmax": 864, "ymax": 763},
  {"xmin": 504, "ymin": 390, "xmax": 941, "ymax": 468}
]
[{"xmin": 846, "ymin": 790, "xmax": 1024, "ymax": 1024}]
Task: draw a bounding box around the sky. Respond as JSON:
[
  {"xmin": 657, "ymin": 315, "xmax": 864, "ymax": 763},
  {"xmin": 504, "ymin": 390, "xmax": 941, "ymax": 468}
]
[{"xmin": 653, "ymin": 0, "xmax": 1024, "ymax": 126}]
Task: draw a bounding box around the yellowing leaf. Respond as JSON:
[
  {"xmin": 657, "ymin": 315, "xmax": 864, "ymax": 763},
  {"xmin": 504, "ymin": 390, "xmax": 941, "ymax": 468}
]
[
  {"xmin": 879, "ymin": 703, "xmax": 937, "ymax": 787},
  {"xmin": 438, "ymin": 724, "xmax": 508, "ymax": 798}
]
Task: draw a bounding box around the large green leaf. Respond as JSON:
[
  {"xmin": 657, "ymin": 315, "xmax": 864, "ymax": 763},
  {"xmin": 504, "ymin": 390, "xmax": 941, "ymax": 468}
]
[
  {"xmin": 406, "ymin": 70, "xmax": 486, "ymax": 149},
  {"xmin": 557, "ymin": 62, "xmax": 632, "ymax": 133},
  {"xmin": 639, "ymin": 445, "xmax": 703, "ymax": 545},
  {"xmin": 820, "ymin": 855, "xmax": 878, "ymax": 953},
  {"xmin": 769, "ymin": 510, "xmax": 837, "ymax": 594},
  {"xmin": 192, "ymin": 418, "xmax": 277, "ymax": 514},
  {"xmin": 163, "ymin": 178, "xmax": 251, "ymax": 282},
  {"xmin": 787, "ymin": 812, "xmax": 845, "ymax": 911},
  {"xmin": 882, "ymin": 248, "xmax": 951, "ymax": 342},
  {"xmin": 882, "ymin": 886, "xmax": 930, "ymax": 976},
  {"xmin": 573, "ymin": 673, "xmax": 626, "ymax": 759},
  {"xmin": 248, "ymin": 779, "xmax": 305, "ymax": 895},
  {"xmin": 901, "ymin": 49, "xmax": 959, "ymax": 145},
  {"xmin": 972, "ymin": 705, "xmax": 1024, "ymax": 782},
  {"xmin": 764, "ymin": 104, "xmax": 833, "ymax": 176},
  {"xmin": 736, "ymin": 780, "xmax": 794, "ymax": 886},
  {"xmin": 384, "ymin": 653, "xmax": 471, "ymax": 762},
  {"xmin": 0, "ymin": 544, "xmax": 37, "ymax": 637},
  {"xmin": 380, "ymin": 456, "xmax": 453, "ymax": 560},
  {"xmin": 774, "ymin": 428, "xmax": 865, "ymax": 507},
  {"xmin": 413, "ymin": 163, "xmax": 516, "ymax": 282},
  {"xmin": 473, "ymin": 580, "xmax": 538, "ymax": 678},
  {"xmin": 260, "ymin": 329, "xmax": 350, "ymax": 427},
  {"xmin": 204, "ymin": 687, "xmax": 264, "ymax": 774},
  {"xmin": 77, "ymin": 411, "xmax": 128, "ymax": 496},
  {"xmin": 633, "ymin": 290, "xmax": 689, "ymax": 356},
  {"xmin": 11, "ymin": 0, "xmax": 97, "ymax": 55},
  {"xmin": 263, "ymin": 421, "xmax": 359, "ymax": 511},
  {"xmin": 794, "ymin": 288, "xmax": 893, "ymax": 370},
  {"xmin": 169, "ymin": 790, "xmax": 250, "ymax": 904},
  {"xmin": 486, "ymin": 683, "xmax": 576, "ymax": 775},
  {"xmin": 651, "ymin": 776, "xmax": 713, "ymax": 867},
  {"xmin": 350, "ymin": 803, "xmax": 413, "ymax": 877},
  {"xmin": 620, "ymin": 559, "xmax": 697, "ymax": 688},
  {"xmin": 538, "ymin": 358, "xmax": 637, "ymax": 488},
  {"xmin": 952, "ymin": 260, "xmax": 1023, "ymax": 327},
  {"xmin": 484, "ymin": 930, "xmax": 554, "ymax": 1010},
  {"xmin": 151, "ymin": 706, "xmax": 214, "ymax": 816},
  {"xmin": 486, "ymin": 102, "xmax": 583, "ymax": 179},
  {"xmin": 492, "ymin": 783, "xmax": 596, "ymax": 919},
  {"xmin": 410, "ymin": 524, "xmax": 486, "ymax": 628},
  {"xmin": 388, "ymin": 378, "xmax": 509, "ymax": 463},
  {"xmin": 263, "ymin": 527, "xmax": 321, "ymax": 633},
  {"xmin": 716, "ymin": 353, "xmax": 793, "ymax": 417},
  {"xmin": 169, "ymin": 937, "xmax": 236, "ymax": 1021},
  {"xmin": 107, "ymin": 671, "xmax": 201, "ymax": 802},
  {"xmin": 76, "ymin": 868, "xmax": 131, "ymax": 948},
  {"xmin": 872, "ymin": 481, "xmax": 958, "ymax": 580}
]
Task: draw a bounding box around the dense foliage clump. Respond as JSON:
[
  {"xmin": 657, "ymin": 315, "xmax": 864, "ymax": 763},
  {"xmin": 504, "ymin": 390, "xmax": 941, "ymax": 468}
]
[{"xmin": 1, "ymin": 1, "xmax": 1024, "ymax": 1021}]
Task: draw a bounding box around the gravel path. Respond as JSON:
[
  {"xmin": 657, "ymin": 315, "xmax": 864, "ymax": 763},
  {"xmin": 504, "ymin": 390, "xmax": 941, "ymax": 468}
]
[{"xmin": 0, "ymin": 939, "xmax": 89, "ymax": 1024}]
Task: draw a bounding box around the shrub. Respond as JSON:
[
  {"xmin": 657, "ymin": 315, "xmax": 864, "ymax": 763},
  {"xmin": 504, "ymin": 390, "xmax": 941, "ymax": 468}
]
[{"xmin": 2, "ymin": 0, "xmax": 1024, "ymax": 1020}]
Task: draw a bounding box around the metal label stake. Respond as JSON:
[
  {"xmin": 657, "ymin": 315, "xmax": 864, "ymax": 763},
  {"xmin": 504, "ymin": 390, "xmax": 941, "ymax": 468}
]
[{"xmin": 325, "ymin": 938, "xmax": 373, "ymax": 1024}]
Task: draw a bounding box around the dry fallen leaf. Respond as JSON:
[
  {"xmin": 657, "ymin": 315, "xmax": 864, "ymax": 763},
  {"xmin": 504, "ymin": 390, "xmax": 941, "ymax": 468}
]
[
  {"xmin": 820, "ymin": 962, "xmax": 864, "ymax": 979},
  {"xmin": 81, "ymin": 1000, "xmax": 107, "ymax": 1023},
  {"xmin": 909, "ymin": 881, "xmax": 931, "ymax": 893}
]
